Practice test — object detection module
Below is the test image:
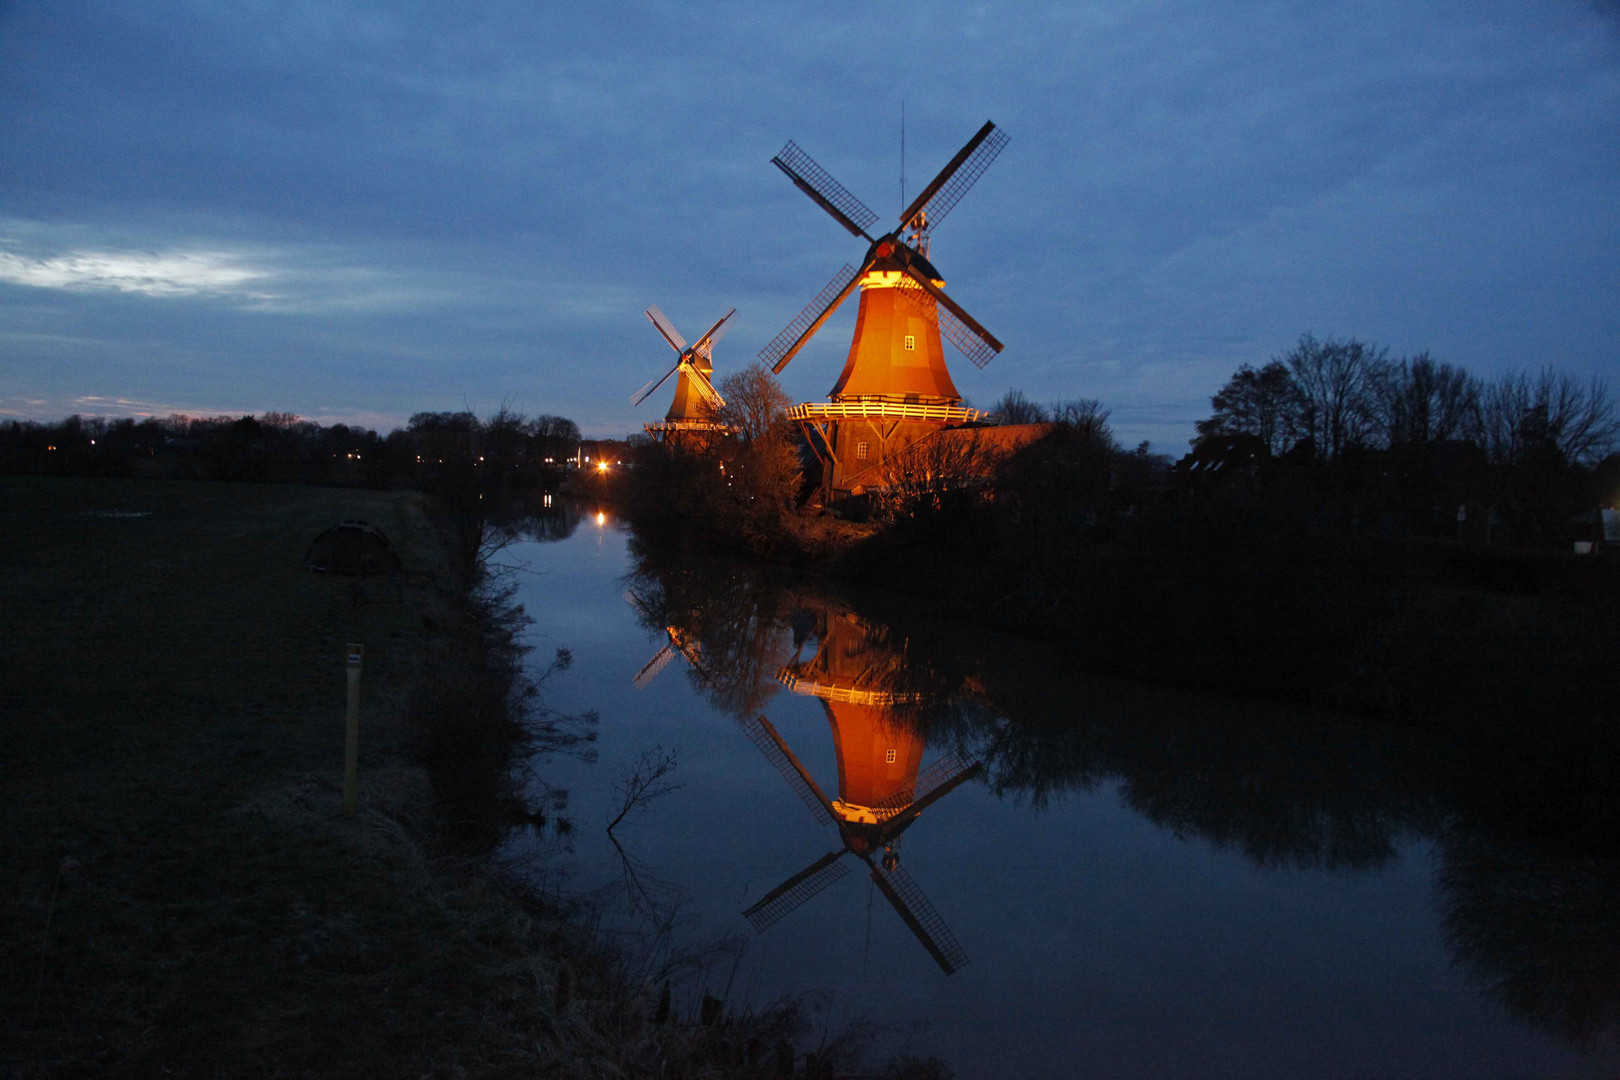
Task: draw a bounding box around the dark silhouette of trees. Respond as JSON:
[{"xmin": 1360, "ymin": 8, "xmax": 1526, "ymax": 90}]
[
  {"xmin": 1374, "ymin": 352, "xmax": 1479, "ymax": 448},
  {"xmin": 990, "ymin": 388, "xmax": 1047, "ymax": 424},
  {"xmin": 1194, "ymin": 360, "xmax": 1311, "ymax": 456},
  {"xmin": 1477, "ymin": 368, "xmax": 1618, "ymax": 469}
]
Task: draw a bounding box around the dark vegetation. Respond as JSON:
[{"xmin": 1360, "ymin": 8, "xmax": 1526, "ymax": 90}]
[
  {"xmin": 2, "ymin": 466, "xmax": 938, "ymax": 1076},
  {"xmin": 624, "ymin": 335, "xmax": 1620, "ymax": 840}
]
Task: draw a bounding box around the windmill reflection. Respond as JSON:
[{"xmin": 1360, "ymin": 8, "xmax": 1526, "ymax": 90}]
[
  {"xmin": 619, "ymin": 552, "xmax": 1620, "ymax": 1035},
  {"xmin": 741, "ymin": 608, "xmax": 981, "ymax": 975}
]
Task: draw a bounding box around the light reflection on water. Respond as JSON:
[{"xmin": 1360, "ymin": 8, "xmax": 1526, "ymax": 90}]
[{"xmin": 503, "ymin": 515, "xmax": 1620, "ymax": 1078}]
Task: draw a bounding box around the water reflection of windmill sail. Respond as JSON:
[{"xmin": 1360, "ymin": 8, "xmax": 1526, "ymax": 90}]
[
  {"xmin": 625, "ymin": 589, "xmax": 711, "ymax": 689},
  {"xmin": 739, "ymin": 611, "xmax": 981, "ymax": 975},
  {"xmin": 631, "ymin": 305, "xmax": 736, "ymax": 420}
]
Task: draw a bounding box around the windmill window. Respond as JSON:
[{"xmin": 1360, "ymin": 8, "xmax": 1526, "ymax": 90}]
[
  {"xmin": 904, "ymin": 335, "xmax": 916, "ymax": 351},
  {"xmin": 856, "ymin": 441, "xmax": 870, "ymax": 460},
  {"xmin": 885, "ymin": 749, "xmax": 896, "ymax": 763}
]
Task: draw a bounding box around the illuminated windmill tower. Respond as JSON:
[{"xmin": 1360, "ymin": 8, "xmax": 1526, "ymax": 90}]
[
  {"xmin": 760, "ymin": 120, "xmax": 1010, "ymax": 501},
  {"xmin": 632, "ymin": 305, "xmax": 738, "ymax": 442},
  {"xmin": 739, "ymin": 607, "xmax": 981, "ymax": 974}
]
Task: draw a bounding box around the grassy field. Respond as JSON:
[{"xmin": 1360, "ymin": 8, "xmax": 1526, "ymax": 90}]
[{"xmin": 0, "ymin": 477, "xmax": 555, "ymax": 1077}]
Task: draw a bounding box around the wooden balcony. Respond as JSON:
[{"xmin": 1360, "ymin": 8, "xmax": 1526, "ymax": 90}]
[{"xmin": 786, "ymin": 401, "xmax": 988, "ymax": 424}]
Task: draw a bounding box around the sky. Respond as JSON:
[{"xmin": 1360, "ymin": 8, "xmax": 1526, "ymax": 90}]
[{"xmin": 2, "ymin": 0, "xmax": 1617, "ymax": 451}]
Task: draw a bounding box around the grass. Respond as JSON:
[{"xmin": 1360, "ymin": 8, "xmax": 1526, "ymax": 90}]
[
  {"xmin": 1, "ymin": 477, "xmax": 934, "ymax": 1079},
  {"xmin": 0, "ymin": 477, "xmax": 552, "ymax": 1077}
]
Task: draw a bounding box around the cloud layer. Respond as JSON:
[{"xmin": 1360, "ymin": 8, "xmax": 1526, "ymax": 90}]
[{"xmin": 2, "ymin": 0, "xmax": 1615, "ymax": 447}]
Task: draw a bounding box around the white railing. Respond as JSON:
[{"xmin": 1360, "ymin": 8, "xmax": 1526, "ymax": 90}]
[
  {"xmin": 777, "ymin": 671, "xmax": 925, "ymax": 706},
  {"xmin": 787, "ymin": 401, "xmax": 988, "ymax": 424},
  {"xmin": 643, "ymin": 420, "xmax": 735, "ymax": 432}
]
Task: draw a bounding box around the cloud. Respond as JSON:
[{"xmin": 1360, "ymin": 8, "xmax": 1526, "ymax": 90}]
[{"xmin": 0, "ymin": 244, "xmax": 276, "ymax": 299}]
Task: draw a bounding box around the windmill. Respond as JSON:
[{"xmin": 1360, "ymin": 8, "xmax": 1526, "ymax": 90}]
[
  {"xmin": 739, "ymin": 713, "xmax": 981, "ymax": 974},
  {"xmin": 625, "ymin": 588, "xmax": 713, "ymax": 689},
  {"xmin": 632, "ymin": 305, "xmax": 737, "ymax": 441},
  {"xmin": 760, "ymin": 120, "xmax": 1010, "ymax": 499}
]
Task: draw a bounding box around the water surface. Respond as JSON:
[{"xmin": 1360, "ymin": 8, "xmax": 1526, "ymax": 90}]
[{"xmin": 503, "ymin": 507, "xmax": 1620, "ymax": 1078}]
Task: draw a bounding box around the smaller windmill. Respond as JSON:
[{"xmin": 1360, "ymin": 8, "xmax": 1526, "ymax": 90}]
[
  {"xmin": 625, "ymin": 589, "xmax": 714, "ymax": 689},
  {"xmin": 740, "ymin": 714, "xmax": 981, "ymax": 974},
  {"xmin": 632, "ymin": 305, "xmax": 737, "ymax": 440}
]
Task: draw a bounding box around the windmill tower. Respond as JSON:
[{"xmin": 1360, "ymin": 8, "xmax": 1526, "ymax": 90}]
[
  {"xmin": 739, "ymin": 606, "xmax": 981, "ymax": 974},
  {"xmin": 632, "ymin": 305, "xmax": 738, "ymax": 442},
  {"xmin": 760, "ymin": 120, "xmax": 1010, "ymax": 501}
]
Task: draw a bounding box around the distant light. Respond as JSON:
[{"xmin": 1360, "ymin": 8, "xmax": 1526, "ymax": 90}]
[
  {"xmin": 595, "ymin": 511, "xmax": 606, "ymax": 526},
  {"xmin": 596, "ymin": 461, "xmax": 609, "ymax": 473}
]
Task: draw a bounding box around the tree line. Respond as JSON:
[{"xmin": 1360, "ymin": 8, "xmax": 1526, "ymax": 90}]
[
  {"xmin": 1196, "ymin": 332, "xmax": 1617, "ymax": 468},
  {"xmin": 0, "ymin": 407, "xmax": 585, "ymax": 490}
]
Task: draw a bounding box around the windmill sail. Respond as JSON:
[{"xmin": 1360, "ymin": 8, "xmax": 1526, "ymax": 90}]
[
  {"xmin": 630, "ymin": 362, "xmax": 682, "ymax": 406},
  {"xmin": 871, "ymin": 753, "xmax": 979, "ymax": 818},
  {"xmin": 759, "ymin": 263, "xmax": 861, "ymax": 373},
  {"xmin": 742, "ymin": 714, "xmax": 839, "ymax": 825},
  {"xmin": 901, "ymin": 121, "xmax": 1010, "ymax": 234},
  {"xmin": 645, "ymin": 304, "xmax": 688, "ymax": 352},
  {"xmin": 742, "ymin": 850, "xmax": 851, "ymax": 932},
  {"xmin": 631, "ymin": 645, "xmax": 678, "ymax": 689},
  {"xmin": 772, "ymin": 141, "xmax": 880, "ymax": 238},
  {"xmin": 899, "ymin": 266, "xmax": 1003, "ymax": 366},
  {"xmin": 871, "ymin": 861, "xmax": 971, "ymax": 975}
]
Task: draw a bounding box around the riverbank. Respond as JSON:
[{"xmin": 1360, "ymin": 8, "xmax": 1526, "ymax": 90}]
[
  {"xmin": 0, "ymin": 477, "xmax": 854, "ymax": 1078},
  {"xmin": 623, "ymin": 462, "xmax": 1620, "ymax": 839}
]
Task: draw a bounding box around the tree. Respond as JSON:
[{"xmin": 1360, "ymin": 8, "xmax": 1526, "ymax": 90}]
[
  {"xmin": 1281, "ymin": 333, "xmax": 1387, "ymax": 463},
  {"xmin": 991, "ymin": 389, "xmax": 1047, "ymax": 425},
  {"xmin": 717, "ymin": 362, "xmax": 792, "ymax": 443},
  {"xmin": 1374, "ymin": 353, "xmax": 1479, "ymax": 448},
  {"xmin": 1476, "ymin": 368, "xmax": 1618, "ymax": 468},
  {"xmin": 1194, "ymin": 360, "xmax": 1309, "ymax": 456}
]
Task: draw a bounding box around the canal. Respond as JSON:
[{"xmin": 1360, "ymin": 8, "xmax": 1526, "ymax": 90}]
[{"xmin": 500, "ymin": 506, "xmax": 1619, "ymax": 1078}]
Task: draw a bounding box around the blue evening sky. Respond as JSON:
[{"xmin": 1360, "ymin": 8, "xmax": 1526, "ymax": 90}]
[{"xmin": 2, "ymin": 1, "xmax": 1616, "ymax": 450}]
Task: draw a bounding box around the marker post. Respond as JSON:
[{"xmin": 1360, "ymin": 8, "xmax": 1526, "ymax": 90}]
[{"xmin": 344, "ymin": 643, "xmax": 363, "ymax": 815}]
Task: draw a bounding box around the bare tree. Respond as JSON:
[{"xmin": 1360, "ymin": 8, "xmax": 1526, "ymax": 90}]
[
  {"xmin": 1374, "ymin": 353, "xmax": 1481, "ymax": 447},
  {"xmin": 1476, "ymin": 368, "xmax": 1619, "ymax": 467},
  {"xmin": 718, "ymin": 362, "xmax": 792, "ymax": 443},
  {"xmin": 1282, "ymin": 333, "xmax": 1387, "ymax": 462},
  {"xmin": 990, "ymin": 388, "xmax": 1047, "ymax": 425},
  {"xmin": 874, "ymin": 428, "xmax": 1000, "ymax": 518}
]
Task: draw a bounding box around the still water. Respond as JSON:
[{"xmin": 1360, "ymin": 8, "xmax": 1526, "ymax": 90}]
[{"xmin": 503, "ymin": 507, "xmax": 1619, "ymax": 1078}]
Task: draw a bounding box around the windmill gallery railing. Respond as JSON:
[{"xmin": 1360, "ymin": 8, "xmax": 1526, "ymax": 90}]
[{"xmin": 786, "ymin": 401, "xmax": 988, "ymax": 425}]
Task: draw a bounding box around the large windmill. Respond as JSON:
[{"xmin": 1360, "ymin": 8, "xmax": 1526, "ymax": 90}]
[
  {"xmin": 632, "ymin": 305, "xmax": 737, "ymax": 441},
  {"xmin": 740, "ymin": 713, "xmax": 981, "ymax": 974},
  {"xmin": 761, "ymin": 120, "xmax": 1010, "ymax": 500}
]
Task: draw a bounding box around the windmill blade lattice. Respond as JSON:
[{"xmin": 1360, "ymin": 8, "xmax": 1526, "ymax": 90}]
[
  {"xmin": 691, "ymin": 308, "xmax": 738, "ymax": 358},
  {"xmin": 742, "ymin": 715, "xmax": 838, "ymax": 825},
  {"xmin": 631, "ymin": 645, "xmax": 677, "ymax": 689},
  {"xmin": 872, "ymin": 861, "xmax": 971, "ymax": 975},
  {"xmin": 630, "ymin": 363, "xmax": 682, "ymax": 406},
  {"xmin": 870, "ymin": 753, "xmax": 979, "ymax": 818},
  {"xmin": 742, "ymin": 850, "xmax": 851, "ymax": 932},
  {"xmin": 897, "ymin": 268, "xmax": 1003, "ymax": 368},
  {"xmin": 935, "ymin": 299, "xmax": 1001, "ymax": 369},
  {"xmin": 903, "ymin": 122, "xmax": 1010, "ymax": 234},
  {"xmin": 772, "ymin": 142, "xmax": 880, "ymax": 238},
  {"xmin": 645, "ymin": 305, "xmax": 688, "ymax": 353},
  {"xmin": 758, "ymin": 263, "xmax": 859, "ymax": 372}
]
